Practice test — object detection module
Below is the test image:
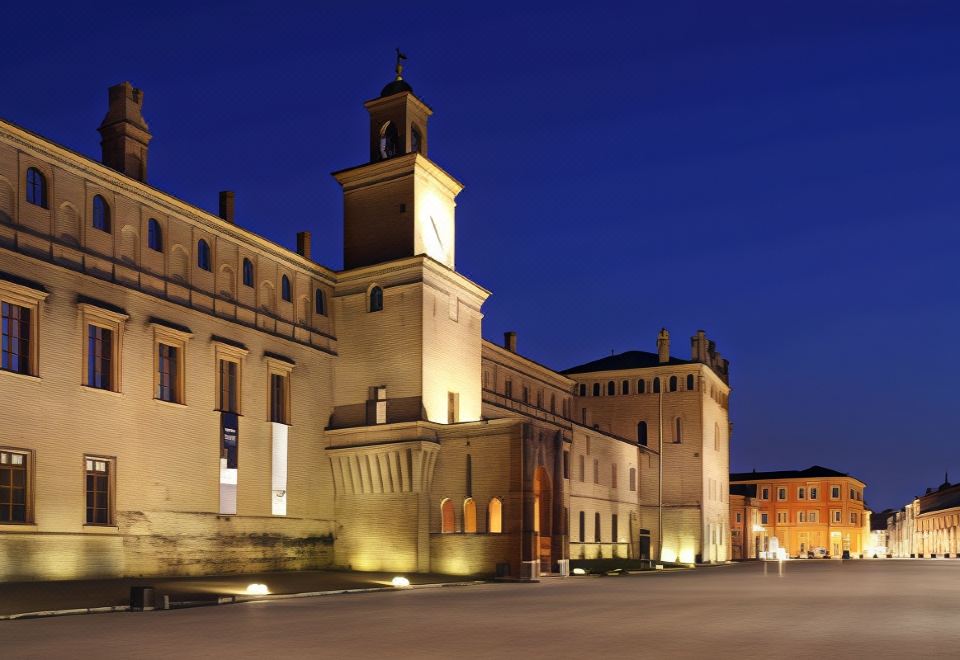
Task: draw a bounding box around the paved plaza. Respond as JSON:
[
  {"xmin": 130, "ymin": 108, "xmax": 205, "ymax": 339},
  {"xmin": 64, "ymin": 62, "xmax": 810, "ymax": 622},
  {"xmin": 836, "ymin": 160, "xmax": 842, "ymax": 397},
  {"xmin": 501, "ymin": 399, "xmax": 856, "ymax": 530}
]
[{"xmin": 4, "ymin": 561, "xmax": 960, "ymax": 658}]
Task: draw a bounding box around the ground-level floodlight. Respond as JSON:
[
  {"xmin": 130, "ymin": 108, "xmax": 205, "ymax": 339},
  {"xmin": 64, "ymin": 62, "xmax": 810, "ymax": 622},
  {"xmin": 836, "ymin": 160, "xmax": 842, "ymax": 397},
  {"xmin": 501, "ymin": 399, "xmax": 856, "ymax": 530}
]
[
  {"xmin": 246, "ymin": 583, "xmax": 270, "ymax": 595},
  {"xmin": 391, "ymin": 576, "xmax": 411, "ymax": 588}
]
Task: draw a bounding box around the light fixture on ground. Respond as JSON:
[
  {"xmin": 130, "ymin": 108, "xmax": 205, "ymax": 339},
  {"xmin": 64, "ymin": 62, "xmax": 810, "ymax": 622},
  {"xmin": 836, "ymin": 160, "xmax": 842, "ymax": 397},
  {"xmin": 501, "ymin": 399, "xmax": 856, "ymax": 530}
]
[
  {"xmin": 391, "ymin": 576, "xmax": 411, "ymax": 588},
  {"xmin": 572, "ymin": 568, "xmax": 586, "ymax": 575},
  {"xmin": 246, "ymin": 583, "xmax": 269, "ymax": 595}
]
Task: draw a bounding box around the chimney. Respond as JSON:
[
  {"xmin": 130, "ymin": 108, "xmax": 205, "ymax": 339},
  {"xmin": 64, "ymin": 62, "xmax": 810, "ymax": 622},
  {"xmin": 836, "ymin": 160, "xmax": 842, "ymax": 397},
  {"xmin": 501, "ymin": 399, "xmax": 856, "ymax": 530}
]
[
  {"xmin": 691, "ymin": 329, "xmax": 708, "ymax": 363},
  {"xmin": 657, "ymin": 328, "xmax": 670, "ymax": 364},
  {"xmin": 296, "ymin": 231, "xmax": 312, "ymax": 260},
  {"xmin": 504, "ymin": 331, "xmax": 517, "ymax": 353},
  {"xmin": 98, "ymin": 82, "xmax": 151, "ymax": 182},
  {"xmin": 218, "ymin": 191, "xmax": 235, "ymax": 223}
]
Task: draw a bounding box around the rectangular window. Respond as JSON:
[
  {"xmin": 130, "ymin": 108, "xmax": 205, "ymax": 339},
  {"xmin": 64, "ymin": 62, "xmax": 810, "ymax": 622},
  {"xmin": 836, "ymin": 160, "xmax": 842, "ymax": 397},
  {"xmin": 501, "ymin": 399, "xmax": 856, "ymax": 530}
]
[
  {"xmin": 563, "ymin": 451, "xmax": 569, "ymax": 480},
  {"xmin": 374, "ymin": 385, "xmax": 387, "ymax": 424},
  {"xmin": 504, "ymin": 380, "xmax": 512, "ymax": 398},
  {"xmin": 85, "ymin": 457, "xmax": 112, "ymax": 525},
  {"xmin": 797, "ymin": 487, "xmax": 806, "ymax": 500},
  {"xmin": 579, "ymin": 511, "xmax": 585, "ymax": 542},
  {"xmin": 832, "ymin": 510, "xmax": 841, "ymax": 523},
  {"xmin": 270, "ymin": 373, "xmax": 289, "ymax": 423},
  {"xmin": 579, "ymin": 455, "xmax": 585, "ymax": 482},
  {"xmin": 798, "ymin": 511, "xmax": 806, "ymax": 523},
  {"xmin": 761, "ymin": 512, "xmax": 768, "ymax": 525},
  {"xmin": 809, "ymin": 511, "xmax": 817, "ymax": 523},
  {"xmin": 810, "ymin": 487, "xmax": 818, "ymax": 501},
  {"xmin": 157, "ymin": 343, "xmax": 179, "ymax": 402},
  {"xmin": 777, "ymin": 511, "xmax": 788, "ymax": 524},
  {"xmin": 593, "ymin": 458, "xmax": 599, "ymax": 484},
  {"xmin": 736, "ymin": 512, "xmax": 742, "ymax": 524},
  {"xmin": 850, "ymin": 488, "xmax": 856, "ymax": 500},
  {"xmin": 87, "ymin": 325, "xmax": 113, "ymax": 390},
  {"xmin": 761, "ymin": 487, "xmax": 770, "ymax": 500},
  {"xmin": 1, "ymin": 302, "xmax": 31, "ymax": 375},
  {"xmin": 522, "ymin": 386, "xmax": 529, "ymax": 403},
  {"xmin": 594, "ymin": 513, "xmax": 601, "ymax": 543},
  {"xmin": 611, "ymin": 464, "xmax": 617, "ymax": 489},
  {"xmin": 850, "ymin": 512, "xmax": 858, "ymax": 524},
  {"xmin": 219, "ymin": 359, "xmax": 239, "ymax": 412},
  {"xmin": 831, "ymin": 486, "xmax": 840, "ymax": 500},
  {"xmin": 611, "ymin": 514, "xmax": 618, "ymax": 543},
  {"xmin": 0, "ymin": 449, "xmax": 29, "ymax": 523},
  {"xmin": 777, "ymin": 487, "xmax": 786, "ymax": 501}
]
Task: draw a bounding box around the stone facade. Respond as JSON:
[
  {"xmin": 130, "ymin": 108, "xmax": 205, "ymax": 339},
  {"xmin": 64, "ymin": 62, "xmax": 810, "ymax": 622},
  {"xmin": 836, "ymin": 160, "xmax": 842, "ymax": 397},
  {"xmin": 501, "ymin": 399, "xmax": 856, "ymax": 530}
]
[
  {"xmin": 884, "ymin": 479, "xmax": 960, "ymax": 558},
  {"xmin": 0, "ymin": 72, "xmax": 727, "ymax": 581}
]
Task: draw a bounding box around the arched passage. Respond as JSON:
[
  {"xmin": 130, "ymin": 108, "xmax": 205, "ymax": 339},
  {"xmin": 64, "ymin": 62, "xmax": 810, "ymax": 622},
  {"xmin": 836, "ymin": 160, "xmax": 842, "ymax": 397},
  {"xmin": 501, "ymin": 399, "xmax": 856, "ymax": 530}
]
[{"xmin": 534, "ymin": 466, "xmax": 552, "ymax": 574}]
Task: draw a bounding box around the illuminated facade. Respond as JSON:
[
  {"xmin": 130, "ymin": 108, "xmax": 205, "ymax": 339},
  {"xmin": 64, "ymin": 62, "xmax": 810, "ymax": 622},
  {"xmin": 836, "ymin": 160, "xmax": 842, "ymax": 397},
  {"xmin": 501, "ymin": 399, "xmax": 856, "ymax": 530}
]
[
  {"xmin": 729, "ymin": 467, "xmax": 869, "ymax": 558},
  {"xmin": 561, "ymin": 329, "xmax": 732, "ymax": 564},
  {"xmin": 884, "ymin": 478, "xmax": 960, "ymax": 558},
  {"xmin": 729, "ymin": 484, "xmax": 760, "ymax": 560},
  {"xmin": 0, "ymin": 70, "xmax": 721, "ymax": 580}
]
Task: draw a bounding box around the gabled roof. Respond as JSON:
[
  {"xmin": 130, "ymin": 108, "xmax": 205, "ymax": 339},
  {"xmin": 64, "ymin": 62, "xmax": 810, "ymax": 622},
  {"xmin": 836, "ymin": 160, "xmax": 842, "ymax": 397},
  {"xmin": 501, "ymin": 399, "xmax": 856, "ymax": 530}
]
[
  {"xmin": 730, "ymin": 465, "xmax": 854, "ymax": 482},
  {"xmin": 561, "ymin": 350, "xmax": 691, "ymax": 375}
]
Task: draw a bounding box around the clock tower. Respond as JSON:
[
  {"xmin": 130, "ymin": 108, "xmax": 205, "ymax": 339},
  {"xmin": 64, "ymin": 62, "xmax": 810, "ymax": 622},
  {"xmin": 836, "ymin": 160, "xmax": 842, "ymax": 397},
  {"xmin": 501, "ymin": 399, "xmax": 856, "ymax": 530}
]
[{"xmin": 334, "ymin": 59, "xmax": 460, "ymax": 271}]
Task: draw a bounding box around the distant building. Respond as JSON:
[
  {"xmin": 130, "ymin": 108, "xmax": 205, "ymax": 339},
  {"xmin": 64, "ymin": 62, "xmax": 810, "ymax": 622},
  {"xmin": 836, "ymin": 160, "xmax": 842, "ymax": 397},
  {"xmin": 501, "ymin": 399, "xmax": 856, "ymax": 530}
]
[
  {"xmin": 885, "ymin": 477, "xmax": 960, "ymax": 558},
  {"xmin": 729, "ymin": 466, "xmax": 868, "ymax": 558}
]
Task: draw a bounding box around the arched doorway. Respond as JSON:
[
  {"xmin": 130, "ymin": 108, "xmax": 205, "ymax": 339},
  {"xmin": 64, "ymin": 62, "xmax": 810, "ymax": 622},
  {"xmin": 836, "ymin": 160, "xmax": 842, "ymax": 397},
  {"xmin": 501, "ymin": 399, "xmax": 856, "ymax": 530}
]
[{"xmin": 533, "ymin": 466, "xmax": 552, "ymax": 574}]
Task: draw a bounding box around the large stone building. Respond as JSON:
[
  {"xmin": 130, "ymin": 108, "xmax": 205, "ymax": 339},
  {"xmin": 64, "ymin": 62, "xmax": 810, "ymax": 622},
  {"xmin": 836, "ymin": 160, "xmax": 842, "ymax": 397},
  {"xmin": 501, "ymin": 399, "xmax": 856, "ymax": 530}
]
[
  {"xmin": 562, "ymin": 329, "xmax": 732, "ymax": 564},
  {"xmin": 729, "ymin": 466, "xmax": 869, "ymax": 558},
  {"xmin": 0, "ymin": 67, "xmax": 731, "ymax": 580}
]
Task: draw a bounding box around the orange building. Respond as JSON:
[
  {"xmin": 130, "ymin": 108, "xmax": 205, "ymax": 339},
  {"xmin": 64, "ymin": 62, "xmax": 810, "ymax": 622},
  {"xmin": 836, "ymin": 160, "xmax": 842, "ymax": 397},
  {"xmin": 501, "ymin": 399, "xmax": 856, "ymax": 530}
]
[
  {"xmin": 730, "ymin": 466, "xmax": 868, "ymax": 559},
  {"xmin": 729, "ymin": 484, "xmax": 760, "ymax": 559}
]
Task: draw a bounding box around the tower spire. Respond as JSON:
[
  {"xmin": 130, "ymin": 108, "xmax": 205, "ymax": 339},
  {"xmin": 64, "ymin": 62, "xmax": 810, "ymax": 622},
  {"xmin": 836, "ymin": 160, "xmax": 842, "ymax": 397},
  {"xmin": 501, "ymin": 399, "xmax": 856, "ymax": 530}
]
[{"xmin": 395, "ymin": 47, "xmax": 408, "ymax": 80}]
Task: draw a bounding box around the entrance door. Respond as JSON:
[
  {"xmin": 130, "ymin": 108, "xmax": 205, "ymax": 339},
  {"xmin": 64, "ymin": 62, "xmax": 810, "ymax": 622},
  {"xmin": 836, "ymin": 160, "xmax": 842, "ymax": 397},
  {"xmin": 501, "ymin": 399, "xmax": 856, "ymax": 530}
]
[
  {"xmin": 534, "ymin": 466, "xmax": 552, "ymax": 574},
  {"xmin": 639, "ymin": 529, "xmax": 651, "ymax": 560}
]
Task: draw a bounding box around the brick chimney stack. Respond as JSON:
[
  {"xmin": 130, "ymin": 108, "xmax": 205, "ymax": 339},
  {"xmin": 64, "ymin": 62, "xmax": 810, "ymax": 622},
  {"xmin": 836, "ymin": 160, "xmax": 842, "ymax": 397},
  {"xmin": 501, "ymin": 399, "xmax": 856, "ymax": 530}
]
[
  {"xmin": 504, "ymin": 331, "xmax": 517, "ymax": 353},
  {"xmin": 218, "ymin": 191, "xmax": 235, "ymax": 223},
  {"xmin": 98, "ymin": 82, "xmax": 151, "ymax": 182},
  {"xmin": 657, "ymin": 328, "xmax": 670, "ymax": 364},
  {"xmin": 296, "ymin": 231, "xmax": 312, "ymax": 260}
]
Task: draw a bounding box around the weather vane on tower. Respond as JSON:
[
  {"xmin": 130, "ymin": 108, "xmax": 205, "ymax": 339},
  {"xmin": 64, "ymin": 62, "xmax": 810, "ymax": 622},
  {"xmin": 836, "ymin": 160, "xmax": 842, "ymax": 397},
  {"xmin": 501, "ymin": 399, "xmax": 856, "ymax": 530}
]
[{"xmin": 395, "ymin": 47, "xmax": 408, "ymax": 80}]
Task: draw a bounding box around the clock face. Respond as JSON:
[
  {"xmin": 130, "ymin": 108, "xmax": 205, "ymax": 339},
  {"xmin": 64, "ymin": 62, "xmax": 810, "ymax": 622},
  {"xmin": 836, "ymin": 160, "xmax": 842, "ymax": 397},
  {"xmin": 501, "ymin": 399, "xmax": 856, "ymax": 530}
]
[{"xmin": 418, "ymin": 193, "xmax": 454, "ymax": 268}]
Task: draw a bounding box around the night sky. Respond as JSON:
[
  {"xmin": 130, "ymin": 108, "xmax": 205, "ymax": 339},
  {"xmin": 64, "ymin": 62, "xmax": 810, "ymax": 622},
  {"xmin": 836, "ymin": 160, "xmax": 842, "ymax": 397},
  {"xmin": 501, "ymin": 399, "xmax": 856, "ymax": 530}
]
[{"xmin": 3, "ymin": 1, "xmax": 958, "ymax": 510}]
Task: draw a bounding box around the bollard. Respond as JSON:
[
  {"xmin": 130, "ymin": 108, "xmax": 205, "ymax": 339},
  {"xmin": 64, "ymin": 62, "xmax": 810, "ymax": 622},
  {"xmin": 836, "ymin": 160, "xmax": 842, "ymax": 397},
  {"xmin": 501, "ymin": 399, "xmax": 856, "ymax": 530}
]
[{"xmin": 130, "ymin": 586, "xmax": 156, "ymax": 612}]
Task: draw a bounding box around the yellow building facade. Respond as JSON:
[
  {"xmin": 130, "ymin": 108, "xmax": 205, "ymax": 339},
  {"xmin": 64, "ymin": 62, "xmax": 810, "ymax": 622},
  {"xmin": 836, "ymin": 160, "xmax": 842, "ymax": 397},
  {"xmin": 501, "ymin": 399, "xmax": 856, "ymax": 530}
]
[{"xmin": 0, "ymin": 71, "xmax": 728, "ymax": 580}]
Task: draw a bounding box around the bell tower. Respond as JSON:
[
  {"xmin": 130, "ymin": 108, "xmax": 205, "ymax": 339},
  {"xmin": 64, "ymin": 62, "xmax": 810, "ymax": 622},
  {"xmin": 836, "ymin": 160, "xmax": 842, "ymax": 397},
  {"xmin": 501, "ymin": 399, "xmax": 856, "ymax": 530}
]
[
  {"xmin": 364, "ymin": 49, "xmax": 431, "ymax": 162},
  {"xmin": 334, "ymin": 53, "xmax": 460, "ymax": 271}
]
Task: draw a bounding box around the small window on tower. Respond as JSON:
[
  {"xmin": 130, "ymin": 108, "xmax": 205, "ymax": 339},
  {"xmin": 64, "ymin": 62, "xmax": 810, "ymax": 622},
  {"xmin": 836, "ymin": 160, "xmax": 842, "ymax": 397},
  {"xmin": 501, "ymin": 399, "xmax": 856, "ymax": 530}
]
[
  {"xmin": 369, "ymin": 286, "xmax": 383, "ymax": 312},
  {"xmin": 411, "ymin": 125, "xmax": 422, "ymax": 154}
]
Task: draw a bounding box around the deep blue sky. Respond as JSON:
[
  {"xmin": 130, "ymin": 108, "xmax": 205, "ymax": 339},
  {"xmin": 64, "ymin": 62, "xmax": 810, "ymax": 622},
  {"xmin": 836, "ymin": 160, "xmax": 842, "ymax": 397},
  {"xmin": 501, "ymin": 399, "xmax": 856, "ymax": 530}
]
[{"xmin": 3, "ymin": 1, "xmax": 958, "ymax": 510}]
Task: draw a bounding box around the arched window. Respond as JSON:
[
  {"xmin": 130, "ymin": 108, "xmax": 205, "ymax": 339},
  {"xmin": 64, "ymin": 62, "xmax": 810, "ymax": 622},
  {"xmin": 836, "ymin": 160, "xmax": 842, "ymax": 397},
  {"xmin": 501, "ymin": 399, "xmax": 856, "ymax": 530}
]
[
  {"xmin": 92, "ymin": 195, "xmax": 111, "ymax": 232},
  {"xmin": 147, "ymin": 218, "xmax": 162, "ymax": 252},
  {"xmin": 638, "ymin": 379, "xmax": 646, "ymax": 394},
  {"xmin": 379, "ymin": 122, "xmax": 399, "ymax": 160},
  {"xmin": 592, "ymin": 383, "xmax": 601, "ymax": 397},
  {"xmin": 578, "ymin": 383, "xmax": 586, "ymax": 397},
  {"xmin": 242, "ymin": 258, "xmax": 254, "ymax": 287},
  {"xmin": 26, "ymin": 168, "xmax": 47, "ymax": 208},
  {"xmin": 369, "ymin": 286, "xmax": 383, "ymax": 312},
  {"xmin": 674, "ymin": 417, "xmax": 682, "ymax": 443},
  {"xmin": 669, "ymin": 376, "xmax": 678, "ymax": 392},
  {"xmin": 686, "ymin": 374, "xmax": 695, "ymax": 391},
  {"xmin": 488, "ymin": 497, "xmax": 503, "ymax": 534},
  {"xmin": 315, "ymin": 289, "xmax": 326, "ymax": 316},
  {"xmin": 594, "ymin": 512, "xmax": 601, "ymax": 543},
  {"xmin": 441, "ymin": 498, "xmax": 455, "ymax": 533},
  {"xmin": 281, "ymin": 275, "xmax": 291, "ymax": 302},
  {"xmin": 607, "ymin": 381, "xmax": 615, "ymax": 396},
  {"xmin": 621, "ymin": 380, "xmax": 629, "ymax": 395},
  {"xmin": 197, "ymin": 239, "xmax": 211, "ymax": 271},
  {"xmin": 629, "ymin": 468, "xmax": 637, "ymax": 491},
  {"xmin": 411, "ymin": 125, "xmax": 422, "ymax": 154},
  {"xmin": 653, "ymin": 377, "xmax": 661, "ymax": 394},
  {"xmin": 463, "ymin": 498, "xmax": 477, "ymax": 533},
  {"xmin": 638, "ymin": 421, "xmax": 648, "ymax": 446}
]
